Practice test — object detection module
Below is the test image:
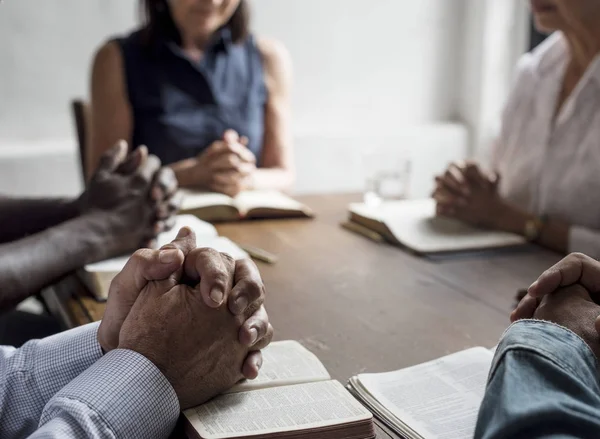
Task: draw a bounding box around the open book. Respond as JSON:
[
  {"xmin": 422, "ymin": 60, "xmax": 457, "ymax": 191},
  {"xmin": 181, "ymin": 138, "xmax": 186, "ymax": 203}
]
[
  {"xmin": 78, "ymin": 215, "xmax": 248, "ymax": 301},
  {"xmin": 347, "ymin": 348, "xmax": 494, "ymax": 439},
  {"xmin": 348, "ymin": 199, "xmax": 526, "ymax": 254},
  {"xmin": 180, "ymin": 190, "xmax": 314, "ymax": 222},
  {"xmin": 184, "ymin": 341, "xmax": 375, "ymax": 439}
]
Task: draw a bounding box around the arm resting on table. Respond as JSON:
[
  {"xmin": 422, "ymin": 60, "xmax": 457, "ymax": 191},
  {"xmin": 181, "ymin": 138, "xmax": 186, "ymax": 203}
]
[
  {"xmin": 32, "ymin": 349, "xmax": 179, "ymax": 439},
  {"xmin": 0, "ymin": 197, "xmax": 79, "ymax": 243},
  {"xmin": 475, "ymin": 320, "xmax": 600, "ymax": 439},
  {"xmin": 0, "ymin": 323, "xmax": 102, "ymax": 438},
  {"xmin": 0, "ymin": 214, "xmax": 108, "ymax": 310}
]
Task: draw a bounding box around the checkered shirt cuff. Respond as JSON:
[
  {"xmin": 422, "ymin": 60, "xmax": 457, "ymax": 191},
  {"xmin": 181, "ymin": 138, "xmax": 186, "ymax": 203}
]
[{"xmin": 40, "ymin": 348, "xmax": 180, "ymax": 438}]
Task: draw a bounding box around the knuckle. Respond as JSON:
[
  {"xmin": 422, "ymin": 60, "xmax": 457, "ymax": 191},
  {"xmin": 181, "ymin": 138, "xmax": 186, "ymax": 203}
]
[
  {"xmin": 234, "ymin": 279, "xmax": 264, "ymax": 305},
  {"xmin": 132, "ymin": 172, "xmax": 149, "ymax": 187},
  {"xmin": 253, "ymin": 316, "xmax": 269, "ymax": 334},
  {"xmin": 569, "ymin": 252, "xmax": 587, "ymax": 261},
  {"xmin": 132, "ymin": 248, "xmax": 154, "ymax": 263},
  {"xmin": 147, "ymin": 154, "xmax": 162, "ymax": 170},
  {"xmin": 242, "ymin": 279, "xmax": 264, "ymax": 302},
  {"xmin": 160, "ymin": 166, "xmax": 176, "ymax": 183},
  {"xmin": 244, "ymin": 300, "xmax": 263, "ymax": 319},
  {"xmin": 198, "ymin": 247, "xmax": 220, "ymax": 259},
  {"xmin": 220, "ymin": 251, "xmax": 236, "ymax": 266}
]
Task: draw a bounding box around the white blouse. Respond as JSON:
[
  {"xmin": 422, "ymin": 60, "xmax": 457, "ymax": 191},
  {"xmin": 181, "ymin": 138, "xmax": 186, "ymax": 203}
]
[{"xmin": 493, "ymin": 32, "xmax": 600, "ymax": 259}]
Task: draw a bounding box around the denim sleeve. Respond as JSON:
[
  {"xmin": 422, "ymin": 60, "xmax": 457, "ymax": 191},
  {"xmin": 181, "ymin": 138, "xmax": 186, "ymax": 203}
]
[{"xmin": 475, "ymin": 320, "xmax": 600, "ymax": 439}]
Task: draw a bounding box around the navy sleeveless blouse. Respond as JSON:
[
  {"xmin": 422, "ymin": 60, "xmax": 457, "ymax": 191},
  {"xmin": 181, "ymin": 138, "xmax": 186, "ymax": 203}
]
[{"xmin": 115, "ymin": 28, "xmax": 267, "ymax": 166}]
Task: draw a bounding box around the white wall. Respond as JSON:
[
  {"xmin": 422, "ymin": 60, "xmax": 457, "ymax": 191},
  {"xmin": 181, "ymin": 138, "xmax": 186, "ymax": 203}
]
[
  {"xmin": 458, "ymin": 0, "xmax": 529, "ymax": 162},
  {"xmin": 0, "ymin": 0, "xmax": 137, "ymax": 141},
  {"xmin": 0, "ymin": 0, "xmax": 470, "ymax": 197},
  {"xmin": 253, "ymin": 0, "xmax": 466, "ymax": 135}
]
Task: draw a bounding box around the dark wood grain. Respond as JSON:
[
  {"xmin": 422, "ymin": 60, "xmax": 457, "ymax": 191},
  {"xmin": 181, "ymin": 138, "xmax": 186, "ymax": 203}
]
[{"xmin": 48, "ymin": 193, "xmax": 563, "ymax": 439}]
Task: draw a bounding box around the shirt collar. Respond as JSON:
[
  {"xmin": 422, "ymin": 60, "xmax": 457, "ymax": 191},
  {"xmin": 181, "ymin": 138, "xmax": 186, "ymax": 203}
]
[
  {"xmin": 534, "ymin": 31, "xmax": 600, "ymax": 86},
  {"xmin": 163, "ymin": 26, "xmax": 233, "ymax": 60}
]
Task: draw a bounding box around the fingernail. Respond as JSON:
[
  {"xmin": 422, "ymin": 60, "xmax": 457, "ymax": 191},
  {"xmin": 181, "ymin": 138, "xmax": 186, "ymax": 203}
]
[
  {"xmin": 210, "ymin": 287, "xmax": 224, "ymax": 305},
  {"xmin": 177, "ymin": 227, "xmax": 190, "ymax": 239},
  {"xmin": 255, "ymin": 356, "xmax": 263, "ymax": 369},
  {"xmin": 234, "ymin": 296, "xmax": 249, "ymax": 314},
  {"xmin": 159, "ymin": 249, "xmax": 179, "ymax": 264},
  {"xmin": 248, "ymin": 328, "xmax": 258, "ymax": 345}
]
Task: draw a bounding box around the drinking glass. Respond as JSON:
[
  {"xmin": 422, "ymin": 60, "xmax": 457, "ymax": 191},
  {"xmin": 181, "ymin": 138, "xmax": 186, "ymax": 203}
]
[{"xmin": 363, "ymin": 151, "xmax": 411, "ymax": 206}]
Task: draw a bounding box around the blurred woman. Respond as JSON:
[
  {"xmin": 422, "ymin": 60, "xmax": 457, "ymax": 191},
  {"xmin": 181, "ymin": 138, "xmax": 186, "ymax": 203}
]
[
  {"xmin": 433, "ymin": 0, "xmax": 600, "ymax": 258},
  {"xmin": 88, "ymin": 0, "xmax": 294, "ymax": 196}
]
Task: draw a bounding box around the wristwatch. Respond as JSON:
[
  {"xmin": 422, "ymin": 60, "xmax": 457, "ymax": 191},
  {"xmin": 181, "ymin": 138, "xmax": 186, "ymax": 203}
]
[{"xmin": 524, "ymin": 216, "xmax": 546, "ymax": 242}]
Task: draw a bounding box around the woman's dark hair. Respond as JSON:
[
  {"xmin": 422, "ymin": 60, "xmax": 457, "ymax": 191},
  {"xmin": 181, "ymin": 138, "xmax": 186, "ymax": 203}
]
[{"xmin": 141, "ymin": 0, "xmax": 250, "ymax": 45}]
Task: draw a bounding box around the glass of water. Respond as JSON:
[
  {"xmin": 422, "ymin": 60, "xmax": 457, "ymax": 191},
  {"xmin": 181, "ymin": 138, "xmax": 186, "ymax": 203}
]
[{"xmin": 363, "ymin": 151, "xmax": 411, "ymax": 206}]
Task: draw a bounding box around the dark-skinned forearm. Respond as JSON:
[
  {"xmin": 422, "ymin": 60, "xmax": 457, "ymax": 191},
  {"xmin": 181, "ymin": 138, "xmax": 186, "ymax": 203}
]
[
  {"xmin": 0, "ymin": 197, "xmax": 80, "ymax": 243},
  {"xmin": 0, "ymin": 214, "xmax": 107, "ymax": 310}
]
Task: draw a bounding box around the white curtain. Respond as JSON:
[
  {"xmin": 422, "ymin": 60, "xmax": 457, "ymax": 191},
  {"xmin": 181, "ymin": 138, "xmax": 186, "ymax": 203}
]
[{"xmin": 459, "ymin": 0, "xmax": 529, "ymax": 163}]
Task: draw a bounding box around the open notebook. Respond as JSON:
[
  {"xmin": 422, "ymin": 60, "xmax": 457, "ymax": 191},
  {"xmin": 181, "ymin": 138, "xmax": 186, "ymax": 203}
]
[
  {"xmin": 348, "ymin": 199, "xmax": 526, "ymax": 254},
  {"xmin": 180, "ymin": 190, "xmax": 314, "ymax": 222},
  {"xmin": 184, "ymin": 341, "xmax": 375, "ymax": 439},
  {"xmin": 78, "ymin": 215, "xmax": 248, "ymax": 301},
  {"xmin": 347, "ymin": 348, "xmax": 494, "ymax": 439}
]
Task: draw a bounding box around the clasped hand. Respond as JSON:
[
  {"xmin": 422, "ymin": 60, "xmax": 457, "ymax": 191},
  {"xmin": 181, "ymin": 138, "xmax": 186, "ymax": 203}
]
[
  {"xmin": 512, "ymin": 253, "xmax": 600, "ymax": 359},
  {"xmin": 432, "ymin": 162, "xmax": 506, "ymax": 229},
  {"xmin": 97, "ymin": 227, "xmax": 273, "ymax": 409},
  {"xmin": 189, "ymin": 130, "xmax": 257, "ymax": 197},
  {"xmin": 79, "ymin": 140, "xmax": 180, "ymax": 259}
]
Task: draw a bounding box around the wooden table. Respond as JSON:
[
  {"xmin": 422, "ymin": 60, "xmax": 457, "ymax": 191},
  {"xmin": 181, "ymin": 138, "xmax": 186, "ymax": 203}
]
[{"xmin": 44, "ymin": 193, "xmax": 563, "ymax": 438}]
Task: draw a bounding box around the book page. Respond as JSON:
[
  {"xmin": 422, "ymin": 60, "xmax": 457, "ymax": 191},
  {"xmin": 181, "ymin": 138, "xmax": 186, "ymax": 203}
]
[
  {"xmin": 357, "ymin": 347, "xmax": 493, "ymax": 439},
  {"xmin": 227, "ymin": 341, "xmax": 330, "ymax": 393},
  {"xmin": 180, "ymin": 190, "xmax": 235, "ymax": 211},
  {"xmin": 350, "ymin": 199, "xmax": 526, "ymax": 253},
  {"xmin": 233, "ymin": 191, "xmax": 306, "ymax": 215},
  {"xmin": 184, "ymin": 380, "xmax": 372, "ymax": 439},
  {"xmin": 156, "ymin": 215, "xmax": 218, "ymax": 247},
  {"xmin": 84, "ymin": 215, "xmax": 244, "ymax": 274}
]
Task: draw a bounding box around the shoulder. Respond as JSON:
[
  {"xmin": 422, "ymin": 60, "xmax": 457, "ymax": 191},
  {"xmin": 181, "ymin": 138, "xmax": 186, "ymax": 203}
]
[
  {"xmin": 256, "ymin": 37, "xmax": 293, "ymax": 86},
  {"xmin": 92, "ymin": 29, "xmax": 146, "ymax": 72},
  {"xmin": 93, "ymin": 40, "xmax": 122, "ymax": 70}
]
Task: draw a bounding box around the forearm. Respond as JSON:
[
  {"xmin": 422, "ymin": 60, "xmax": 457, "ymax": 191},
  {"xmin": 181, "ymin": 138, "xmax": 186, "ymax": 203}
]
[
  {"xmin": 34, "ymin": 350, "xmax": 179, "ymax": 439},
  {"xmin": 0, "ymin": 197, "xmax": 80, "ymax": 243},
  {"xmin": 495, "ymin": 203, "xmax": 569, "ymax": 253},
  {"xmin": 476, "ymin": 320, "xmax": 600, "ymax": 438},
  {"xmin": 0, "ymin": 215, "xmax": 108, "ymax": 309},
  {"xmin": 252, "ymin": 167, "xmax": 295, "ymax": 192},
  {"xmin": 170, "ymin": 159, "xmax": 203, "ymax": 189},
  {"xmin": 0, "ymin": 323, "xmax": 102, "ymax": 438}
]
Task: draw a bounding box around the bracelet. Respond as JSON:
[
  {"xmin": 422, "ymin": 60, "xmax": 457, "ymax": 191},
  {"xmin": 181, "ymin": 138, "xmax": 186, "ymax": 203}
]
[{"xmin": 524, "ymin": 215, "xmax": 547, "ymax": 242}]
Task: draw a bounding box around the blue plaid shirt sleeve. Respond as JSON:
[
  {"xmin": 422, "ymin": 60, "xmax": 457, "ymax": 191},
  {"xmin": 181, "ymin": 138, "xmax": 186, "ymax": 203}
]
[
  {"xmin": 34, "ymin": 349, "xmax": 180, "ymax": 439},
  {"xmin": 0, "ymin": 322, "xmax": 180, "ymax": 439},
  {"xmin": 0, "ymin": 322, "xmax": 104, "ymax": 437}
]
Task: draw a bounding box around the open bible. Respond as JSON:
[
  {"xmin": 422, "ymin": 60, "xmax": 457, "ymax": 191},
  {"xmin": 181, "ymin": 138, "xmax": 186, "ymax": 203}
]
[
  {"xmin": 347, "ymin": 347, "xmax": 494, "ymax": 439},
  {"xmin": 348, "ymin": 199, "xmax": 526, "ymax": 255},
  {"xmin": 184, "ymin": 341, "xmax": 375, "ymax": 439},
  {"xmin": 78, "ymin": 215, "xmax": 248, "ymax": 301},
  {"xmin": 180, "ymin": 190, "xmax": 314, "ymax": 222}
]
